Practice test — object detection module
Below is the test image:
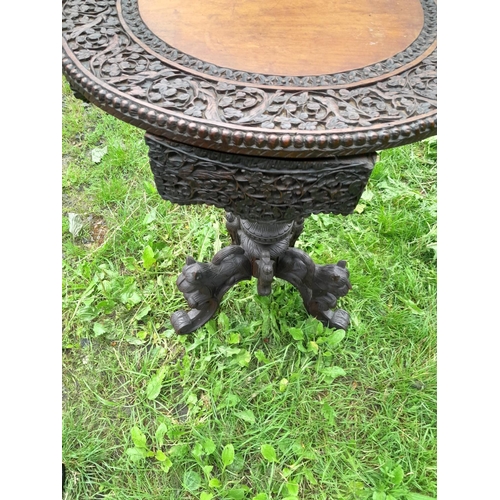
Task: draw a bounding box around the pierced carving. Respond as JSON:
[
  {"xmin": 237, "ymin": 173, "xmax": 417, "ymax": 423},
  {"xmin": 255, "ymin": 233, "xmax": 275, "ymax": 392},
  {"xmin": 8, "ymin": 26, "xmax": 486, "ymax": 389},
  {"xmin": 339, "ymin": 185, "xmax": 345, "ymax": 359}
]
[
  {"xmin": 276, "ymin": 249, "xmax": 351, "ymax": 330},
  {"xmin": 145, "ymin": 134, "xmax": 375, "ymax": 222},
  {"xmin": 172, "ymin": 214, "xmax": 352, "ymax": 334},
  {"xmin": 171, "ymin": 246, "xmax": 252, "ymax": 334}
]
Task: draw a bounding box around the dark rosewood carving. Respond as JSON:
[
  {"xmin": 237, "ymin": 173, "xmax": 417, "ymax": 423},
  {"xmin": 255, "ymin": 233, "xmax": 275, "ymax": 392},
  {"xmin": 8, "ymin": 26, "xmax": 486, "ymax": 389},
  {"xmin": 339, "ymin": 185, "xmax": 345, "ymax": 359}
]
[
  {"xmin": 171, "ymin": 245, "xmax": 252, "ymax": 335},
  {"xmin": 145, "ymin": 134, "xmax": 376, "ymax": 222},
  {"xmin": 145, "ymin": 135, "xmax": 365, "ymax": 332},
  {"xmin": 276, "ymin": 249, "xmax": 351, "ymax": 330},
  {"xmin": 61, "ymin": 0, "xmax": 437, "ymax": 157},
  {"xmin": 62, "ymin": 0, "xmax": 437, "ymax": 334},
  {"xmin": 171, "ymin": 214, "xmax": 352, "ymax": 334}
]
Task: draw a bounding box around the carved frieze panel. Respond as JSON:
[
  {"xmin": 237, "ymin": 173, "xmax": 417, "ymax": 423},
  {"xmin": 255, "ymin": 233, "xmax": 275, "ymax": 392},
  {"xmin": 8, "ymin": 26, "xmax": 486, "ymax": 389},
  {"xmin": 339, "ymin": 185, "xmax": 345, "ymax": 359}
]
[{"xmin": 146, "ymin": 134, "xmax": 376, "ymax": 222}]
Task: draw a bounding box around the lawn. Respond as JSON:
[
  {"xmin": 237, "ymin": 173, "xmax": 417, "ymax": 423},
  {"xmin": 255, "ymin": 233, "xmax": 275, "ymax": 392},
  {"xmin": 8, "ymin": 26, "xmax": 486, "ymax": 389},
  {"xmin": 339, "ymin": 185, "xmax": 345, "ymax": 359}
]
[{"xmin": 62, "ymin": 76, "xmax": 437, "ymax": 500}]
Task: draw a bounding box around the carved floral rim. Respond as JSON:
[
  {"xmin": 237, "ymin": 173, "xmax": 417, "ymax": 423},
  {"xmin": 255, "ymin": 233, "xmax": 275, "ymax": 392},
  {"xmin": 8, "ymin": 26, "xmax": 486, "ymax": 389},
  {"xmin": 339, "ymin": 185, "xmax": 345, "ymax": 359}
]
[
  {"xmin": 62, "ymin": 0, "xmax": 437, "ymax": 157},
  {"xmin": 63, "ymin": 47, "xmax": 437, "ymax": 158}
]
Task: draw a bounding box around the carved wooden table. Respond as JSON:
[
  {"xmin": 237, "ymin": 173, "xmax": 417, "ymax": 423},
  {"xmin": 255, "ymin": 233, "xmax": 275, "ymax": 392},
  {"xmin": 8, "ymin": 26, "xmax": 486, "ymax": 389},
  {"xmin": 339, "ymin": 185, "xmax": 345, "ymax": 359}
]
[{"xmin": 62, "ymin": 0, "xmax": 437, "ymax": 334}]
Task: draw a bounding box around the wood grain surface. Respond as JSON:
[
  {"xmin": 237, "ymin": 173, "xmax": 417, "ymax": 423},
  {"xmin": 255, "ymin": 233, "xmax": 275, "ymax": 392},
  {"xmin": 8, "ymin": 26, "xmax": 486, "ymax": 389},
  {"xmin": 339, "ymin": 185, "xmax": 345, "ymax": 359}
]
[{"xmin": 137, "ymin": 0, "xmax": 424, "ymax": 76}]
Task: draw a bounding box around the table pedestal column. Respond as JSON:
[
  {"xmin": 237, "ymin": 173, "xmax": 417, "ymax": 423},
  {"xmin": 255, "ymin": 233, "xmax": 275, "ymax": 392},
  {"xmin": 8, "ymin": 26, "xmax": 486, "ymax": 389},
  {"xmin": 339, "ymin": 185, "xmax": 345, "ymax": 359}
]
[{"xmin": 145, "ymin": 133, "xmax": 376, "ymax": 334}]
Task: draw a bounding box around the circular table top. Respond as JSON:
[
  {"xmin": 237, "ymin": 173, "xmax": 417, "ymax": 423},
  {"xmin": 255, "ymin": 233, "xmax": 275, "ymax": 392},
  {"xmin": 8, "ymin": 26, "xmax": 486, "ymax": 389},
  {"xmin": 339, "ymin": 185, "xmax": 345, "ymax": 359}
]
[{"xmin": 62, "ymin": 0, "xmax": 437, "ymax": 158}]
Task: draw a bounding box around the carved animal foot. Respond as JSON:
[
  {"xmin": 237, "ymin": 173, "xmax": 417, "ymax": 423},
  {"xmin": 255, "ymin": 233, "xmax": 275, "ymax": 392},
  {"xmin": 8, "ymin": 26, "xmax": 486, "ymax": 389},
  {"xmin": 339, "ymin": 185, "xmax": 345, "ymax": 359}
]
[
  {"xmin": 172, "ymin": 214, "xmax": 352, "ymax": 334},
  {"xmin": 276, "ymin": 248, "xmax": 352, "ymax": 330},
  {"xmin": 170, "ymin": 246, "xmax": 252, "ymax": 334}
]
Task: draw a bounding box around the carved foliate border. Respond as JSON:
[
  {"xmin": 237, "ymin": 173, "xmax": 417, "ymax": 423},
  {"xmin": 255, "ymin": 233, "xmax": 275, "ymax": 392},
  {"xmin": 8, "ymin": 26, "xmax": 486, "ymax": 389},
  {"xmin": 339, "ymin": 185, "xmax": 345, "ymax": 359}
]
[
  {"xmin": 146, "ymin": 134, "xmax": 376, "ymax": 222},
  {"xmin": 121, "ymin": 0, "xmax": 437, "ymax": 88},
  {"xmin": 62, "ymin": 0, "xmax": 437, "ymax": 157}
]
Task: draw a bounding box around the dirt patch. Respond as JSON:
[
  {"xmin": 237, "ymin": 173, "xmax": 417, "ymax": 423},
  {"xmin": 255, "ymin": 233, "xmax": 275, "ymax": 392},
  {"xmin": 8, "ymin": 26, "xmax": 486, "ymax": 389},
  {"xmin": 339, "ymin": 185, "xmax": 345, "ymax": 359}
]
[{"xmin": 89, "ymin": 215, "xmax": 108, "ymax": 247}]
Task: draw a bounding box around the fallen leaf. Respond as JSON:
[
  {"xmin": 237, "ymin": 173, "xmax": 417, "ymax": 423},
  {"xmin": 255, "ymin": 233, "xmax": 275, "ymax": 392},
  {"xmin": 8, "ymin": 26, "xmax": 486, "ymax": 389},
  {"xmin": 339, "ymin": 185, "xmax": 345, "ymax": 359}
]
[
  {"xmin": 68, "ymin": 213, "xmax": 84, "ymax": 238},
  {"xmin": 91, "ymin": 146, "xmax": 108, "ymax": 163}
]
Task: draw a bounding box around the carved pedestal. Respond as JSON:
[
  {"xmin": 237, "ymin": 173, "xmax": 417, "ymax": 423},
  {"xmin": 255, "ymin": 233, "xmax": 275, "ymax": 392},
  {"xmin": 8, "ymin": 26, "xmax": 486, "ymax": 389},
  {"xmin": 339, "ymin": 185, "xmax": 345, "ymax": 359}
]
[
  {"xmin": 171, "ymin": 214, "xmax": 352, "ymax": 334},
  {"xmin": 146, "ymin": 134, "xmax": 376, "ymax": 334},
  {"xmin": 63, "ymin": 0, "xmax": 437, "ymax": 336}
]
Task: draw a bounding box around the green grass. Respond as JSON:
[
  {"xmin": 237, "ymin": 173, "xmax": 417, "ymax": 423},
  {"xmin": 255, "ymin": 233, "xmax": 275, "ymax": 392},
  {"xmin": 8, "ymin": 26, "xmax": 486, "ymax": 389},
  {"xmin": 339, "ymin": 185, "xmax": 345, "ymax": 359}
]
[{"xmin": 62, "ymin": 76, "xmax": 437, "ymax": 500}]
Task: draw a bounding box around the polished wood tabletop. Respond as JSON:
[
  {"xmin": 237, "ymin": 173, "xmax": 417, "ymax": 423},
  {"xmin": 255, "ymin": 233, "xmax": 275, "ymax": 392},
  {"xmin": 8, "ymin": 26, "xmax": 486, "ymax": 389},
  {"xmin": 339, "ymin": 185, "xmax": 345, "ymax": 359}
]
[
  {"xmin": 62, "ymin": 0, "xmax": 436, "ymax": 158},
  {"xmin": 138, "ymin": 0, "xmax": 425, "ymax": 76}
]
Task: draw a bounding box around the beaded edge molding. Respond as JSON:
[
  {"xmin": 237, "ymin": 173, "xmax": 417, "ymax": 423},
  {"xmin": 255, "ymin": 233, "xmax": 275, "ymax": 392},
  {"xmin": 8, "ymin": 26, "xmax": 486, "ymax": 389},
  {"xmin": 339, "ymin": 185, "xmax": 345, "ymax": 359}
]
[{"xmin": 62, "ymin": 0, "xmax": 437, "ymax": 157}]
